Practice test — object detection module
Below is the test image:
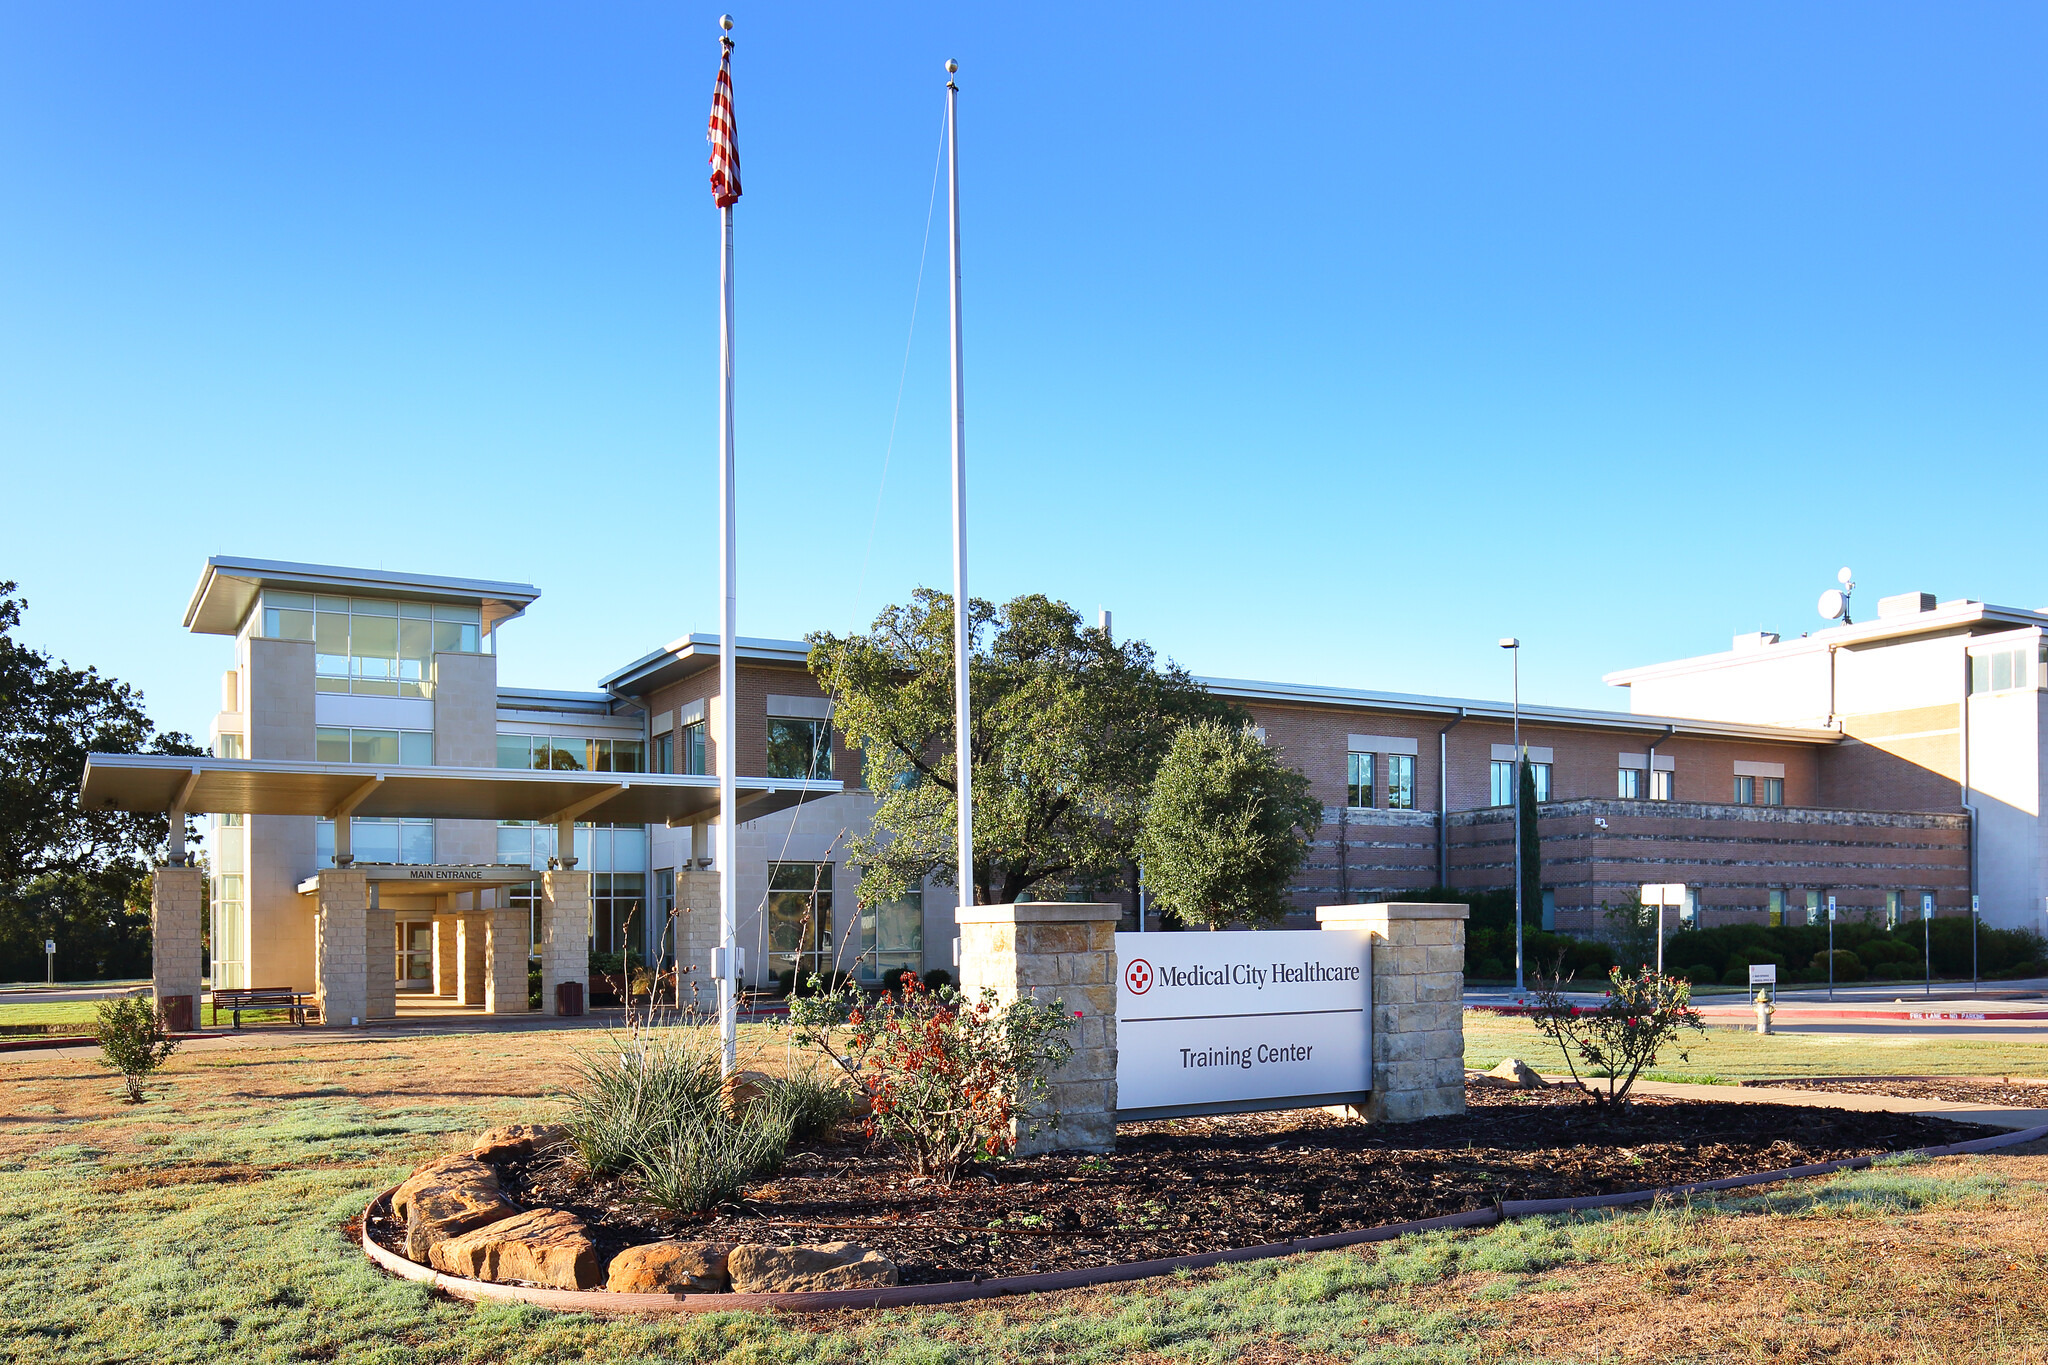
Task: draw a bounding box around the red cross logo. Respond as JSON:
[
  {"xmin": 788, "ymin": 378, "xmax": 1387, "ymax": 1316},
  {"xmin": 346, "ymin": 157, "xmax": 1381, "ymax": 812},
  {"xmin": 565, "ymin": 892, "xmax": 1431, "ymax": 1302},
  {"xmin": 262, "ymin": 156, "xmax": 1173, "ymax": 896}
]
[{"xmin": 1124, "ymin": 958, "xmax": 1153, "ymax": 995}]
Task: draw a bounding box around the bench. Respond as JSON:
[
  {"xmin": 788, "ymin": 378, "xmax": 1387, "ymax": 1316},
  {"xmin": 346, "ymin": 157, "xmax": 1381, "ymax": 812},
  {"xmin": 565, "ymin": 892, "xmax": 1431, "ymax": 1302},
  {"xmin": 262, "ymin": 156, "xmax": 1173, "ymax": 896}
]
[{"xmin": 209, "ymin": 988, "xmax": 317, "ymax": 1029}]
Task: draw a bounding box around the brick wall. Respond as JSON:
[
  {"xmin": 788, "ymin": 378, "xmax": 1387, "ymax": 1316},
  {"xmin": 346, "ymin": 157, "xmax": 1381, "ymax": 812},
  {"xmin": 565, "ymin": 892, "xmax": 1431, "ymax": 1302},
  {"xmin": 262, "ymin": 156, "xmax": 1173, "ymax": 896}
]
[{"xmin": 645, "ymin": 661, "xmax": 861, "ymax": 788}]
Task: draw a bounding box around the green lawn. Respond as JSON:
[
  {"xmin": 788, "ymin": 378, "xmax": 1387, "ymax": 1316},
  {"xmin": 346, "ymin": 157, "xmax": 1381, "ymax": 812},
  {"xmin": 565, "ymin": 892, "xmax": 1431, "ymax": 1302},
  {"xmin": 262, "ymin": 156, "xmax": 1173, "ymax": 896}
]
[
  {"xmin": 1465, "ymin": 1014, "xmax": 2048, "ymax": 1084},
  {"xmin": 0, "ymin": 1000, "xmax": 105, "ymax": 1030}
]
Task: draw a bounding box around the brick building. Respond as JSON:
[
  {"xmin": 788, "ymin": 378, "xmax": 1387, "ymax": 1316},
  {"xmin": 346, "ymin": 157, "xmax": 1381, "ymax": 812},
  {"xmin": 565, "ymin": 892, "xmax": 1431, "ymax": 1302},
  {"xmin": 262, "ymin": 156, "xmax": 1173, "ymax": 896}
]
[{"xmin": 103, "ymin": 558, "xmax": 2044, "ymax": 1016}]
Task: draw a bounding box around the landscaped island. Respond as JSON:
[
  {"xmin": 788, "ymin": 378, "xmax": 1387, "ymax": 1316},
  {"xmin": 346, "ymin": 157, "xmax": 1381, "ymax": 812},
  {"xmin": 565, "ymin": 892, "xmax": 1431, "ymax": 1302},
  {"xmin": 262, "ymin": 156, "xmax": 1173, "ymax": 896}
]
[{"xmin": 365, "ymin": 1085, "xmax": 1991, "ymax": 1293}]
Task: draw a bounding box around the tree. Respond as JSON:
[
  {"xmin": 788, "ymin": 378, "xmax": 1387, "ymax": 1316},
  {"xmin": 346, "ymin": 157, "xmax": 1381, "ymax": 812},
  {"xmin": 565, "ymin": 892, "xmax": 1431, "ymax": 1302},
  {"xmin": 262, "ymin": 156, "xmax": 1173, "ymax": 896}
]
[
  {"xmin": 0, "ymin": 582, "xmax": 201, "ymax": 980},
  {"xmin": 1518, "ymin": 758, "xmax": 1543, "ymax": 920},
  {"xmin": 809, "ymin": 590, "xmax": 1242, "ymax": 906},
  {"xmin": 1137, "ymin": 720, "xmax": 1322, "ymax": 929}
]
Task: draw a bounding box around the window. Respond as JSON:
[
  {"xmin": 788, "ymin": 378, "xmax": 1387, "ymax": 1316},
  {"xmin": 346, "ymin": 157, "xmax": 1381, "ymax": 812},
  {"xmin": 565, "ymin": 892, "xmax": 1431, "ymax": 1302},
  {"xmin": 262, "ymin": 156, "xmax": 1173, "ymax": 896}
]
[
  {"xmin": 262, "ymin": 592, "xmax": 481, "ymax": 698},
  {"xmin": 652, "ymin": 732, "xmax": 674, "ymax": 775},
  {"xmin": 316, "ymin": 817, "xmax": 433, "ymax": 865},
  {"xmin": 1490, "ymin": 761, "xmax": 1515, "ymax": 807},
  {"xmin": 859, "ymin": 884, "xmax": 924, "ymax": 983},
  {"xmin": 210, "ymin": 874, "xmax": 245, "ymax": 990},
  {"xmin": 1386, "ymin": 754, "xmax": 1416, "ymax": 810},
  {"xmin": 1767, "ymin": 889, "xmax": 1785, "ymax": 927},
  {"xmin": 1346, "ymin": 752, "xmax": 1375, "ymax": 809},
  {"xmin": 1617, "ymin": 768, "xmax": 1642, "ymax": 799},
  {"xmin": 318, "ymin": 727, "xmax": 433, "ymax": 766},
  {"xmin": 494, "ymin": 821, "xmax": 646, "ymax": 874},
  {"xmin": 215, "ymin": 733, "xmax": 244, "ymax": 759},
  {"xmin": 1760, "ymin": 777, "xmax": 1784, "ymax": 806},
  {"xmin": 1733, "ymin": 775, "xmax": 1755, "ymax": 805},
  {"xmin": 651, "ymin": 868, "xmax": 676, "ymax": 959},
  {"xmin": 680, "ymin": 720, "xmax": 707, "ymax": 775},
  {"xmin": 766, "ymin": 862, "xmax": 834, "ymax": 987},
  {"xmin": 593, "ymin": 873, "xmax": 646, "ymax": 958},
  {"xmin": 1530, "ymin": 763, "xmax": 1552, "ymax": 802},
  {"xmin": 1650, "ymin": 769, "xmax": 1673, "ymax": 801},
  {"xmin": 495, "ymin": 734, "xmax": 645, "ymax": 773},
  {"xmin": 1970, "ymin": 646, "xmax": 2034, "ymax": 695},
  {"xmin": 766, "ymin": 719, "xmax": 832, "ymax": 780}
]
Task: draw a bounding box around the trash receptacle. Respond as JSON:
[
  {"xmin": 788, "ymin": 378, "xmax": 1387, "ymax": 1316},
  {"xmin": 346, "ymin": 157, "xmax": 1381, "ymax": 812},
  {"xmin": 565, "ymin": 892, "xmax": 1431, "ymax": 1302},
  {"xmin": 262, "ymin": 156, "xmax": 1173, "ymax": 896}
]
[
  {"xmin": 554, "ymin": 981, "xmax": 585, "ymax": 1017},
  {"xmin": 159, "ymin": 994, "xmax": 194, "ymax": 1033}
]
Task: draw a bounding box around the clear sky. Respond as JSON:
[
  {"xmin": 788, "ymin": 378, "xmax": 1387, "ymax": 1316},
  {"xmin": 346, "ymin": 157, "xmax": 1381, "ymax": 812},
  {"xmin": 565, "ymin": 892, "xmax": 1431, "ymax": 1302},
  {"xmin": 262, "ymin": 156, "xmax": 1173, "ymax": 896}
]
[{"xmin": 4, "ymin": 3, "xmax": 2043, "ymax": 743}]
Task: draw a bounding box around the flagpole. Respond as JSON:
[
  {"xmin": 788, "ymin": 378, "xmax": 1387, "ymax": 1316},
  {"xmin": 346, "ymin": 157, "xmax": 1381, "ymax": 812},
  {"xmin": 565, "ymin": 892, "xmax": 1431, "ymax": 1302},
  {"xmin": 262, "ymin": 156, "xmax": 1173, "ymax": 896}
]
[
  {"xmin": 714, "ymin": 15, "xmax": 740, "ymax": 1076},
  {"xmin": 946, "ymin": 59, "xmax": 974, "ymax": 918}
]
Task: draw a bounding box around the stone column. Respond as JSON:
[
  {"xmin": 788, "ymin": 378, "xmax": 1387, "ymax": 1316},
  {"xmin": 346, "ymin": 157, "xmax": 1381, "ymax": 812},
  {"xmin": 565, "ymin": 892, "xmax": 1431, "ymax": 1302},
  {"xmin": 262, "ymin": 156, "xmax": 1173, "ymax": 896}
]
[
  {"xmin": 314, "ymin": 868, "xmax": 370, "ymax": 1026},
  {"xmin": 432, "ymin": 913, "xmax": 459, "ymax": 997},
  {"xmin": 540, "ymin": 870, "xmax": 590, "ymax": 1015},
  {"xmin": 150, "ymin": 865, "xmax": 205, "ymax": 1027},
  {"xmin": 674, "ymin": 869, "xmax": 723, "ymax": 1012},
  {"xmin": 484, "ymin": 899, "xmax": 531, "ymax": 1014},
  {"xmin": 955, "ymin": 902, "xmax": 1117, "ymax": 1155},
  {"xmin": 457, "ymin": 911, "xmax": 488, "ymax": 1006},
  {"xmin": 366, "ymin": 886, "xmax": 396, "ymax": 1021},
  {"xmin": 1317, "ymin": 901, "xmax": 1468, "ymax": 1123}
]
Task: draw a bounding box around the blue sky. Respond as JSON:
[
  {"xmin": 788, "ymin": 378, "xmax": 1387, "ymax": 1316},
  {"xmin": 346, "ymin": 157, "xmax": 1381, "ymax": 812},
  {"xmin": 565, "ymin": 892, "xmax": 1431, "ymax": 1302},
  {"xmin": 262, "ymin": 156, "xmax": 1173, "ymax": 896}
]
[{"xmin": 4, "ymin": 3, "xmax": 2043, "ymax": 742}]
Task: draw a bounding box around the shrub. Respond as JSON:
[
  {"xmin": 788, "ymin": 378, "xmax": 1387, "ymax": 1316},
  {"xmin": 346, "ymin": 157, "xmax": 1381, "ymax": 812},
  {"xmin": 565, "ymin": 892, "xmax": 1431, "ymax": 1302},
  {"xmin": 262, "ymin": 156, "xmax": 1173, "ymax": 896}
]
[
  {"xmin": 628, "ymin": 1089, "xmax": 795, "ymax": 1215},
  {"xmin": 563, "ymin": 1023, "xmax": 724, "ymax": 1178},
  {"xmin": 1812, "ymin": 949, "xmax": 1866, "ymax": 981},
  {"xmin": 1530, "ymin": 965, "xmax": 1704, "ymax": 1106},
  {"xmin": 1474, "ymin": 957, "xmax": 1507, "ymax": 979},
  {"xmin": 92, "ymin": 996, "xmax": 180, "ymax": 1103},
  {"xmin": 787, "ymin": 975, "xmax": 1076, "ymax": 1183},
  {"xmin": 1682, "ymin": 965, "xmax": 1717, "ymax": 986},
  {"xmin": 779, "ymin": 1058, "xmax": 857, "ymax": 1140},
  {"xmin": 1869, "ymin": 961, "xmax": 1914, "ymax": 981},
  {"xmin": 1720, "ymin": 966, "xmax": 1750, "ymax": 986},
  {"xmin": 921, "ymin": 968, "xmax": 953, "ymax": 992}
]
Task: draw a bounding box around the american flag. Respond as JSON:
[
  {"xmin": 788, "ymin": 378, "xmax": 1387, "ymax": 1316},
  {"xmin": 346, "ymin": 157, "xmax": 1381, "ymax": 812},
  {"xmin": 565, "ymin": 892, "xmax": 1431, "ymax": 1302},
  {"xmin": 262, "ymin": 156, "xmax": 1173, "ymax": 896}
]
[{"xmin": 708, "ymin": 45, "xmax": 741, "ymax": 207}]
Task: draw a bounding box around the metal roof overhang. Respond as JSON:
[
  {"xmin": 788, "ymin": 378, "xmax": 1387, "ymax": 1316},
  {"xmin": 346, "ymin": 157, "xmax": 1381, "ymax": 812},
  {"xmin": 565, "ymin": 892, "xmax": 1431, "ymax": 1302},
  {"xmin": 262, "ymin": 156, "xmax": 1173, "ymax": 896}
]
[
  {"xmin": 183, "ymin": 557, "xmax": 541, "ymax": 637},
  {"xmin": 80, "ymin": 755, "xmax": 840, "ymax": 826}
]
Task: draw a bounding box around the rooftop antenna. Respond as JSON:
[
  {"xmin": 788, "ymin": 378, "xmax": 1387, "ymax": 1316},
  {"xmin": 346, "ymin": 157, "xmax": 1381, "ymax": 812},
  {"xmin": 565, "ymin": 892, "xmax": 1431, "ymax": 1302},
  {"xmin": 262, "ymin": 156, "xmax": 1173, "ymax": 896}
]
[{"xmin": 1817, "ymin": 566, "xmax": 1854, "ymax": 626}]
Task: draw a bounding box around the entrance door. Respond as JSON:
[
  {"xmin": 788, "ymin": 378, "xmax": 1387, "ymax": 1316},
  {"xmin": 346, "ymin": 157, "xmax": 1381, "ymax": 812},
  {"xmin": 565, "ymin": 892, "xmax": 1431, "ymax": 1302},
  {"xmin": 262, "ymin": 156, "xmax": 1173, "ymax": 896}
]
[
  {"xmin": 765, "ymin": 862, "xmax": 833, "ymax": 991},
  {"xmin": 395, "ymin": 920, "xmax": 434, "ymax": 991}
]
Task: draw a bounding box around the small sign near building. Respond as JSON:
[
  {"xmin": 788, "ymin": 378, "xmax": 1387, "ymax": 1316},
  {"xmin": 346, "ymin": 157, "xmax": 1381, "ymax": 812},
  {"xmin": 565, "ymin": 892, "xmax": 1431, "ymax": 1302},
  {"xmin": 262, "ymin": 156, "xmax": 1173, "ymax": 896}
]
[
  {"xmin": 1748, "ymin": 963, "xmax": 1777, "ymax": 986},
  {"xmin": 1115, "ymin": 929, "xmax": 1370, "ymax": 1121}
]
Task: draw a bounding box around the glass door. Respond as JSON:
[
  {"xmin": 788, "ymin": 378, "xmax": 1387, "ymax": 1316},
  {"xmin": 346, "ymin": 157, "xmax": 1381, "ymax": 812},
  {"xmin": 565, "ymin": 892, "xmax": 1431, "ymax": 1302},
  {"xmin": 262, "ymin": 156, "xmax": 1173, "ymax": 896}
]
[
  {"xmin": 395, "ymin": 921, "xmax": 434, "ymax": 991},
  {"xmin": 765, "ymin": 862, "xmax": 833, "ymax": 992}
]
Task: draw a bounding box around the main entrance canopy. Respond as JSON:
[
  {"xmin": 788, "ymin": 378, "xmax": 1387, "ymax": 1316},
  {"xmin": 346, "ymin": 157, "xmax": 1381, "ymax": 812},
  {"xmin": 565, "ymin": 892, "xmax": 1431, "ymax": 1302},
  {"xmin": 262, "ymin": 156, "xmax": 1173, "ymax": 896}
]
[{"xmin": 82, "ymin": 754, "xmax": 840, "ymax": 858}]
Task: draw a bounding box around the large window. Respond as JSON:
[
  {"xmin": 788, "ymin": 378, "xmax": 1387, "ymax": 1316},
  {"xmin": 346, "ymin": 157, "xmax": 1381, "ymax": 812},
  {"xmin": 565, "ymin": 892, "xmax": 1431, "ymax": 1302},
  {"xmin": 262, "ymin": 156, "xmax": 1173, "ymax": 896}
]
[
  {"xmin": 1346, "ymin": 752, "xmax": 1375, "ymax": 809},
  {"xmin": 1650, "ymin": 769, "xmax": 1673, "ymax": 801},
  {"xmin": 319, "ymin": 727, "xmax": 433, "ymax": 766},
  {"xmin": 316, "ymin": 817, "xmax": 433, "ymax": 865},
  {"xmin": 1617, "ymin": 767, "xmax": 1641, "ymax": 799},
  {"xmin": 859, "ymin": 885, "xmax": 924, "ymax": 983},
  {"xmin": 496, "ymin": 734, "xmax": 645, "ymax": 773},
  {"xmin": 1732, "ymin": 775, "xmax": 1782, "ymax": 806},
  {"xmin": 262, "ymin": 592, "xmax": 481, "ymax": 698},
  {"xmin": 494, "ymin": 822, "xmax": 646, "ymax": 873},
  {"xmin": 1530, "ymin": 762, "xmax": 1552, "ymax": 801},
  {"xmin": 215, "ymin": 733, "xmax": 244, "ymax": 759},
  {"xmin": 1969, "ymin": 646, "xmax": 2035, "ymax": 695},
  {"xmin": 680, "ymin": 721, "xmax": 707, "ymax": 775},
  {"xmin": 1386, "ymin": 754, "xmax": 1416, "ymax": 810},
  {"xmin": 766, "ymin": 719, "xmax": 832, "ymax": 780},
  {"xmin": 593, "ymin": 873, "xmax": 646, "ymax": 958},
  {"xmin": 766, "ymin": 861, "xmax": 834, "ymax": 988},
  {"xmin": 210, "ymin": 874, "xmax": 245, "ymax": 989},
  {"xmin": 652, "ymin": 732, "xmax": 674, "ymax": 775}
]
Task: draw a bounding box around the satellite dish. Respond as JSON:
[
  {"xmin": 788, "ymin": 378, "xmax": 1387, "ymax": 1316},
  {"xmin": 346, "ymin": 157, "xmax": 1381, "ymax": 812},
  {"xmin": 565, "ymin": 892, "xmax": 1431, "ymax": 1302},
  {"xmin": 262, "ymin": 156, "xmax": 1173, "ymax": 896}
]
[
  {"xmin": 1837, "ymin": 566, "xmax": 1854, "ymax": 586},
  {"xmin": 1818, "ymin": 589, "xmax": 1846, "ymax": 621}
]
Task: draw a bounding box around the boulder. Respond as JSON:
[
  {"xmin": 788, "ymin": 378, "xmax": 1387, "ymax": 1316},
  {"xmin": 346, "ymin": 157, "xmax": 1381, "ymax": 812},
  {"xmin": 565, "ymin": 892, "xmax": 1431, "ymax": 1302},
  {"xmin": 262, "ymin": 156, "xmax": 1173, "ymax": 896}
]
[
  {"xmin": 470, "ymin": 1123, "xmax": 569, "ymax": 1164},
  {"xmin": 391, "ymin": 1155, "xmax": 519, "ymax": 1261},
  {"xmin": 721, "ymin": 1069, "xmax": 775, "ymax": 1117},
  {"xmin": 727, "ymin": 1241, "xmax": 899, "ymax": 1293},
  {"xmin": 430, "ymin": 1207, "xmax": 603, "ymax": 1290},
  {"xmin": 606, "ymin": 1240, "xmax": 735, "ymax": 1294},
  {"xmin": 1486, "ymin": 1057, "xmax": 1546, "ymax": 1089}
]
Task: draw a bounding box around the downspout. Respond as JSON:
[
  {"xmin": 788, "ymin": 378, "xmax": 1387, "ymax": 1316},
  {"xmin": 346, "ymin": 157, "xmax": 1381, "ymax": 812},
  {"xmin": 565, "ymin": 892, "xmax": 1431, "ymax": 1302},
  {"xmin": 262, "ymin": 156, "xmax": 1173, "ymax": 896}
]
[
  {"xmin": 1960, "ymin": 650, "xmax": 1977, "ymax": 915},
  {"xmin": 1826, "ymin": 644, "xmax": 1840, "ymax": 727},
  {"xmin": 1438, "ymin": 709, "xmax": 1467, "ymax": 889}
]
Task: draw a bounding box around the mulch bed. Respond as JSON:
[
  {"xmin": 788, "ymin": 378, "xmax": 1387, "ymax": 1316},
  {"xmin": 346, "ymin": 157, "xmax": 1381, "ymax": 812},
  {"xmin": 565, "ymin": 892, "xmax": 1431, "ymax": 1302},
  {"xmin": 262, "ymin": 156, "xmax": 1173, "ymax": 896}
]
[
  {"xmin": 1747, "ymin": 1077, "xmax": 2048, "ymax": 1108},
  {"xmin": 385, "ymin": 1084, "xmax": 1991, "ymax": 1286}
]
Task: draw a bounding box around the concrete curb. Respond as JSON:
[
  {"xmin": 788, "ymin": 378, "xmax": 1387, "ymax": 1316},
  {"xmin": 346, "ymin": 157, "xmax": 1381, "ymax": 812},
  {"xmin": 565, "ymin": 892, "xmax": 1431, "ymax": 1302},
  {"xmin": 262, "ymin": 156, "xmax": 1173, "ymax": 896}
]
[{"xmin": 358, "ymin": 1122, "xmax": 2048, "ymax": 1314}]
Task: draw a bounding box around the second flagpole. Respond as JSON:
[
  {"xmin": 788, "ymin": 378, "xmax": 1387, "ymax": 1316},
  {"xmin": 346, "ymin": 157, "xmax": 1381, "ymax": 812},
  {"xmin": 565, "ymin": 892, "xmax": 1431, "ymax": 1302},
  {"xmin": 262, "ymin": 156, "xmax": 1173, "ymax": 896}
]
[
  {"xmin": 712, "ymin": 16, "xmax": 741, "ymax": 1076},
  {"xmin": 947, "ymin": 60, "xmax": 974, "ymax": 923}
]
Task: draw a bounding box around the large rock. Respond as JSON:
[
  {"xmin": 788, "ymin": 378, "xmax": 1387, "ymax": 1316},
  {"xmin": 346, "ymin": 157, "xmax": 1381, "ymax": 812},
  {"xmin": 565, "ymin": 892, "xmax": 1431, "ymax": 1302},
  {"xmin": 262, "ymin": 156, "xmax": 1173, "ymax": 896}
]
[
  {"xmin": 721, "ymin": 1069, "xmax": 774, "ymax": 1117},
  {"xmin": 391, "ymin": 1154, "xmax": 519, "ymax": 1261},
  {"xmin": 1485, "ymin": 1057, "xmax": 1546, "ymax": 1089},
  {"xmin": 470, "ymin": 1123, "xmax": 569, "ymax": 1164},
  {"xmin": 430, "ymin": 1207, "xmax": 603, "ymax": 1290},
  {"xmin": 606, "ymin": 1240, "xmax": 734, "ymax": 1294},
  {"xmin": 727, "ymin": 1241, "xmax": 899, "ymax": 1293}
]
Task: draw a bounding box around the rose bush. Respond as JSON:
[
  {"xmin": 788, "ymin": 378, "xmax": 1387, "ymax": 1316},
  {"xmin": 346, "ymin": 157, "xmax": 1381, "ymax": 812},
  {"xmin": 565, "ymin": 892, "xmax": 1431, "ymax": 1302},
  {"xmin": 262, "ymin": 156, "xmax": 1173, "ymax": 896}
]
[{"xmin": 1530, "ymin": 965, "xmax": 1704, "ymax": 1106}]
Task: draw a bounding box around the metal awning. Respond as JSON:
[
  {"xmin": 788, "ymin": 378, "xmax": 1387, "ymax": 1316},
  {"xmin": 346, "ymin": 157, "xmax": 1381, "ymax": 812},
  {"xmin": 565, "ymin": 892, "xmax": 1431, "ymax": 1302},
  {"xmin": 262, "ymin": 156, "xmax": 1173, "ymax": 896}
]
[{"xmin": 80, "ymin": 754, "xmax": 840, "ymax": 826}]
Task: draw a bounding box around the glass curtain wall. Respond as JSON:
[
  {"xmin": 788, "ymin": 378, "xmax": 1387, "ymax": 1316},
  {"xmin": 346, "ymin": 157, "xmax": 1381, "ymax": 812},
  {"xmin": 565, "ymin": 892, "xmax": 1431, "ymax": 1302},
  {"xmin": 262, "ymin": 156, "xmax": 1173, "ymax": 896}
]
[
  {"xmin": 261, "ymin": 592, "xmax": 481, "ymax": 698},
  {"xmin": 858, "ymin": 885, "xmax": 923, "ymax": 983},
  {"xmin": 766, "ymin": 862, "xmax": 834, "ymax": 989}
]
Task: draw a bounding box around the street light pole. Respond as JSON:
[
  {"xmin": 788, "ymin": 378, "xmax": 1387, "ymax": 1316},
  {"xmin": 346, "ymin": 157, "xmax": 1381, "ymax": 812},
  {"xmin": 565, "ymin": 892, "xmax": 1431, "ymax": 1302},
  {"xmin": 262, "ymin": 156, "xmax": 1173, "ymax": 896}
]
[{"xmin": 1500, "ymin": 638, "xmax": 1522, "ymax": 994}]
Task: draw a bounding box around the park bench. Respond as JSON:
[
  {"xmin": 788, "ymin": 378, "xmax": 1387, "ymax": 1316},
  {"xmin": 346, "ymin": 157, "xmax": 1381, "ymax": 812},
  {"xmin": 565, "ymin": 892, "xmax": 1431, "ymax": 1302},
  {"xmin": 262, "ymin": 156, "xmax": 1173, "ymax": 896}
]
[{"xmin": 209, "ymin": 987, "xmax": 317, "ymax": 1029}]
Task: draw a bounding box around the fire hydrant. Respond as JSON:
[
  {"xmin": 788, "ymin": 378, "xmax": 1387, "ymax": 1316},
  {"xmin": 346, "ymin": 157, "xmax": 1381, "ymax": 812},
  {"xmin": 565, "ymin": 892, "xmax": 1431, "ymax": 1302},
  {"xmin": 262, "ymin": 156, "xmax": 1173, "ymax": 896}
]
[{"xmin": 1754, "ymin": 991, "xmax": 1774, "ymax": 1035}]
